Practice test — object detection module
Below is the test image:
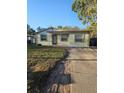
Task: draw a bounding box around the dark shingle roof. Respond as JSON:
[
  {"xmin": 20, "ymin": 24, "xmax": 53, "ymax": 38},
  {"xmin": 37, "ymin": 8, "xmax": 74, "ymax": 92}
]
[{"xmin": 36, "ymin": 27, "xmax": 54, "ymax": 34}]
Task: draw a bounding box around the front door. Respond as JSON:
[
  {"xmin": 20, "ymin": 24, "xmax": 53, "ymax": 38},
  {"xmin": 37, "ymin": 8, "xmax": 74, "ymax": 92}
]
[{"xmin": 52, "ymin": 34, "xmax": 57, "ymax": 45}]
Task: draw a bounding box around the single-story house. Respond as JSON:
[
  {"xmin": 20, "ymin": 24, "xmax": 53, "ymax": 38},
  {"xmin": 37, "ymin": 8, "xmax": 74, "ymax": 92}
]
[{"xmin": 35, "ymin": 28, "xmax": 91, "ymax": 47}]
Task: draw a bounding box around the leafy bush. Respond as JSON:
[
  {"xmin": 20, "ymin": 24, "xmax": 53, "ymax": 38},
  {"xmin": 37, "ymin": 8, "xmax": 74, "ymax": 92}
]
[{"xmin": 37, "ymin": 44, "xmax": 42, "ymax": 46}]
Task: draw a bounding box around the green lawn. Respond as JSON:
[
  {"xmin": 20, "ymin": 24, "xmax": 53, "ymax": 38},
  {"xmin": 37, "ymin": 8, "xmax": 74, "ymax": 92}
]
[{"xmin": 27, "ymin": 46, "xmax": 67, "ymax": 93}]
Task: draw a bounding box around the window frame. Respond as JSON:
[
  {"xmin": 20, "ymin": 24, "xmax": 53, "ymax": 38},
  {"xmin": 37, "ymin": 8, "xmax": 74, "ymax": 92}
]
[
  {"xmin": 61, "ymin": 34, "xmax": 69, "ymax": 42},
  {"xmin": 40, "ymin": 34, "xmax": 47, "ymax": 41},
  {"xmin": 75, "ymin": 34, "xmax": 83, "ymax": 42}
]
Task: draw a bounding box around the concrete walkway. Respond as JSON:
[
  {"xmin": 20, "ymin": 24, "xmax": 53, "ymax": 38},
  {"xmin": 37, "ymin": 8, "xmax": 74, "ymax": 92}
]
[{"xmin": 68, "ymin": 48, "xmax": 97, "ymax": 93}]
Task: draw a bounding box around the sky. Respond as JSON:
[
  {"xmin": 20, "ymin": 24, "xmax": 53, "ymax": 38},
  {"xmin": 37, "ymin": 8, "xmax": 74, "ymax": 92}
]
[{"xmin": 27, "ymin": 0, "xmax": 87, "ymax": 30}]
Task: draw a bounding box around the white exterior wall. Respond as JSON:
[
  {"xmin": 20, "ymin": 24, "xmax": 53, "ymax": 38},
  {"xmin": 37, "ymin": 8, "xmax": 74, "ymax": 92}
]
[
  {"xmin": 84, "ymin": 33, "xmax": 90, "ymax": 47},
  {"xmin": 57, "ymin": 35, "xmax": 70, "ymax": 47},
  {"xmin": 57, "ymin": 33, "xmax": 90, "ymax": 47},
  {"xmin": 36, "ymin": 33, "xmax": 52, "ymax": 46},
  {"xmin": 36, "ymin": 32, "xmax": 90, "ymax": 47}
]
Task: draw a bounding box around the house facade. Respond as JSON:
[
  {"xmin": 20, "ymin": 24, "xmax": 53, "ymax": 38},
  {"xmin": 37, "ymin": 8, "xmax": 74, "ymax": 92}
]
[{"xmin": 35, "ymin": 29, "xmax": 91, "ymax": 47}]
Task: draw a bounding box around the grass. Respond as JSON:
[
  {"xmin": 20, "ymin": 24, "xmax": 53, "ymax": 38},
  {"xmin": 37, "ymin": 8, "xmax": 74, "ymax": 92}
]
[{"xmin": 27, "ymin": 45, "xmax": 67, "ymax": 93}]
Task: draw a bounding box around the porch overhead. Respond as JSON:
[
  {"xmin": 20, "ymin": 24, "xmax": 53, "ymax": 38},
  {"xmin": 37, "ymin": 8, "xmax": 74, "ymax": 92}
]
[{"xmin": 47, "ymin": 30, "xmax": 92, "ymax": 34}]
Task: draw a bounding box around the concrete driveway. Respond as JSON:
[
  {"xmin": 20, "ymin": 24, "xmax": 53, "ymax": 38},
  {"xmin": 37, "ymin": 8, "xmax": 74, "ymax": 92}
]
[
  {"xmin": 67, "ymin": 48, "xmax": 97, "ymax": 93},
  {"xmin": 44, "ymin": 48, "xmax": 97, "ymax": 93},
  {"xmin": 67, "ymin": 48, "xmax": 97, "ymax": 60}
]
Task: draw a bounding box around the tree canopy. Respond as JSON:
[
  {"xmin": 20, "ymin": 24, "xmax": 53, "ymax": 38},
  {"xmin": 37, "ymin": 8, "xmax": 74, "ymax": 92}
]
[
  {"xmin": 72, "ymin": 0, "xmax": 97, "ymax": 24},
  {"xmin": 72, "ymin": 0, "xmax": 97, "ymax": 37},
  {"xmin": 27, "ymin": 24, "xmax": 35, "ymax": 35},
  {"xmin": 87, "ymin": 22, "xmax": 97, "ymax": 38},
  {"xmin": 56, "ymin": 26, "xmax": 81, "ymax": 31}
]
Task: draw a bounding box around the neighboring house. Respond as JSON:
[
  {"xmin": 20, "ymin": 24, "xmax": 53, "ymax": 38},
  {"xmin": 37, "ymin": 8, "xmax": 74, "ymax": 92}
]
[
  {"xmin": 27, "ymin": 34, "xmax": 36, "ymax": 44},
  {"xmin": 35, "ymin": 28, "xmax": 91, "ymax": 47}
]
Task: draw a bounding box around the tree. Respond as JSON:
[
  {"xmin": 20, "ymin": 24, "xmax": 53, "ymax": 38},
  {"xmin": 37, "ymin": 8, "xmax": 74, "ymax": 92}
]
[
  {"xmin": 27, "ymin": 24, "xmax": 31, "ymax": 34},
  {"xmin": 55, "ymin": 26, "xmax": 81, "ymax": 31},
  {"xmin": 27, "ymin": 24, "xmax": 35, "ymax": 35},
  {"xmin": 72, "ymin": 0, "xmax": 97, "ymax": 24},
  {"xmin": 48, "ymin": 26, "xmax": 55, "ymax": 30},
  {"xmin": 30, "ymin": 28, "xmax": 35, "ymax": 35},
  {"xmin": 57, "ymin": 26, "xmax": 63, "ymax": 29},
  {"xmin": 72, "ymin": 0, "xmax": 97, "ymax": 37},
  {"xmin": 62, "ymin": 26, "xmax": 81, "ymax": 31},
  {"xmin": 27, "ymin": 24, "xmax": 31, "ymax": 32},
  {"xmin": 37, "ymin": 26, "xmax": 41, "ymax": 32},
  {"xmin": 62, "ymin": 26, "xmax": 70, "ymax": 30},
  {"xmin": 37, "ymin": 26, "xmax": 47, "ymax": 32},
  {"xmin": 87, "ymin": 22, "xmax": 97, "ymax": 38},
  {"xmin": 71, "ymin": 26, "xmax": 80, "ymax": 31}
]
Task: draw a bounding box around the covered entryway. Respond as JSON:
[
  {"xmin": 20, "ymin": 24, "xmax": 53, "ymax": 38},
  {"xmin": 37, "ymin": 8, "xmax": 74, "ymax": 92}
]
[{"xmin": 52, "ymin": 34, "xmax": 57, "ymax": 45}]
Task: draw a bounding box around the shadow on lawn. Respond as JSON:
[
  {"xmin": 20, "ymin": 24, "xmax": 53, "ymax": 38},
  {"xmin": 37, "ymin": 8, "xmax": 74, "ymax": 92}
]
[
  {"xmin": 27, "ymin": 49, "xmax": 71, "ymax": 93},
  {"xmin": 27, "ymin": 71, "xmax": 50, "ymax": 93},
  {"xmin": 44, "ymin": 59, "xmax": 75, "ymax": 93}
]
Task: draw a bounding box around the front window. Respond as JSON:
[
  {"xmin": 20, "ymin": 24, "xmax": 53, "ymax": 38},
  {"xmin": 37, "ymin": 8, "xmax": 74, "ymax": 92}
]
[
  {"xmin": 61, "ymin": 34, "xmax": 69, "ymax": 41},
  {"xmin": 40, "ymin": 34, "xmax": 47, "ymax": 41},
  {"xmin": 75, "ymin": 34, "xmax": 83, "ymax": 42}
]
